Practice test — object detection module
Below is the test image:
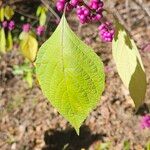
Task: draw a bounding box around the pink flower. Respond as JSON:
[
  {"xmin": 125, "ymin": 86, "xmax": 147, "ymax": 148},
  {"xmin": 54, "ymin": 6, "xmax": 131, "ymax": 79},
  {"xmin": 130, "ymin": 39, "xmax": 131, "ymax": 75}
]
[
  {"xmin": 36, "ymin": 26, "xmax": 45, "ymax": 36},
  {"xmin": 140, "ymin": 114, "xmax": 150, "ymax": 129},
  {"xmin": 22, "ymin": 23, "xmax": 31, "ymax": 32}
]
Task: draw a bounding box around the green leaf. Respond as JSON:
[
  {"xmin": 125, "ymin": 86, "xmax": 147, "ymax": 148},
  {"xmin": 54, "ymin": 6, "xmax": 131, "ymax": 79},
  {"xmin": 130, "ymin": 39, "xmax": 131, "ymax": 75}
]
[
  {"xmin": 123, "ymin": 140, "xmax": 130, "ymax": 150},
  {"xmin": 112, "ymin": 21, "xmax": 147, "ymax": 109},
  {"xmin": 12, "ymin": 65, "xmax": 24, "ymax": 75},
  {"xmin": 36, "ymin": 6, "xmax": 42, "ymax": 17},
  {"xmin": 36, "ymin": 15, "xmax": 105, "ymax": 134},
  {"xmin": 0, "ymin": 28, "xmax": 6, "ymax": 53},
  {"xmin": 146, "ymin": 141, "xmax": 150, "ymax": 150},
  {"xmin": 36, "ymin": 6, "xmax": 47, "ymax": 26},
  {"xmin": 20, "ymin": 32, "xmax": 38, "ymax": 62},
  {"xmin": 24, "ymin": 71, "xmax": 33, "ymax": 88},
  {"xmin": 4, "ymin": 6, "xmax": 14, "ymax": 20},
  {"xmin": 6, "ymin": 31, "xmax": 13, "ymax": 51},
  {"xmin": 39, "ymin": 11, "xmax": 46, "ymax": 26},
  {"xmin": 0, "ymin": 8, "xmax": 4, "ymax": 22},
  {"xmin": 13, "ymin": 63, "xmax": 32, "ymax": 75}
]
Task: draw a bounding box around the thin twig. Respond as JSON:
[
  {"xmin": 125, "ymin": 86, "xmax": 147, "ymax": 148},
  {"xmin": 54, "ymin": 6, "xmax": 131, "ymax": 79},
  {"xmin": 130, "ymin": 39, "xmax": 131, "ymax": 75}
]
[
  {"xmin": 9, "ymin": 0, "xmax": 28, "ymax": 5},
  {"xmin": 14, "ymin": 9, "xmax": 38, "ymax": 20},
  {"xmin": 40, "ymin": 0, "xmax": 60, "ymax": 21},
  {"xmin": 112, "ymin": 7, "xmax": 131, "ymax": 33},
  {"xmin": 125, "ymin": 0, "xmax": 131, "ymax": 28},
  {"xmin": 8, "ymin": 0, "xmax": 37, "ymax": 6},
  {"xmin": 133, "ymin": 0, "xmax": 150, "ymax": 17}
]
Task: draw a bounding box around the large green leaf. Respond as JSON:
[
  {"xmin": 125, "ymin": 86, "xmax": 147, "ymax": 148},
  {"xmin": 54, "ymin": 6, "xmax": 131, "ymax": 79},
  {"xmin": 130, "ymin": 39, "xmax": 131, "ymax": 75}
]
[
  {"xmin": 112, "ymin": 21, "xmax": 147, "ymax": 109},
  {"xmin": 36, "ymin": 15, "xmax": 105, "ymax": 134}
]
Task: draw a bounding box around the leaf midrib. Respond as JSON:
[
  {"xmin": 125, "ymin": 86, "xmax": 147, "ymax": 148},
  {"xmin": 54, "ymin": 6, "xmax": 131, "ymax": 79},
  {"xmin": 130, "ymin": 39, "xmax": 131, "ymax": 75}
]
[{"xmin": 60, "ymin": 16, "xmax": 78, "ymax": 130}]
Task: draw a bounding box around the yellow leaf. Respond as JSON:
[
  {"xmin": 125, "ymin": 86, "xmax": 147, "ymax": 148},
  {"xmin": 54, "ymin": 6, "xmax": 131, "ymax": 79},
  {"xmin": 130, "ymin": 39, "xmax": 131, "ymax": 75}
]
[
  {"xmin": 19, "ymin": 32, "xmax": 28, "ymax": 40},
  {"xmin": 20, "ymin": 34, "xmax": 38, "ymax": 62}
]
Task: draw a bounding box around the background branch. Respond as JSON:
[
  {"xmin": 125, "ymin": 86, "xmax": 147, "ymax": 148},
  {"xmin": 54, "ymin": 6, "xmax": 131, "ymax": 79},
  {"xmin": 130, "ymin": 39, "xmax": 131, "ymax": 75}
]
[{"xmin": 40, "ymin": 0, "xmax": 60, "ymax": 21}]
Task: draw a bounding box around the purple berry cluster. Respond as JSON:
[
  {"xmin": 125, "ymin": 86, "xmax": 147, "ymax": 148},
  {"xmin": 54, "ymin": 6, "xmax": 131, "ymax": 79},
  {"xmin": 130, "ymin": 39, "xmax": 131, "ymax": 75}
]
[
  {"xmin": 77, "ymin": 0, "xmax": 103, "ymax": 23},
  {"xmin": 98, "ymin": 22, "xmax": 115, "ymax": 42},
  {"xmin": 2, "ymin": 20, "xmax": 15, "ymax": 31},
  {"xmin": 2, "ymin": 21, "xmax": 8, "ymax": 28},
  {"xmin": 56, "ymin": 0, "xmax": 81, "ymax": 12},
  {"xmin": 36, "ymin": 25, "xmax": 45, "ymax": 36},
  {"xmin": 140, "ymin": 115, "xmax": 150, "ymax": 129},
  {"xmin": 22, "ymin": 23, "xmax": 31, "ymax": 32},
  {"xmin": 22, "ymin": 23, "xmax": 45, "ymax": 36},
  {"xmin": 56, "ymin": 0, "xmax": 66, "ymax": 12},
  {"xmin": 56, "ymin": 0, "xmax": 114, "ymax": 42},
  {"xmin": 8, "ymin": 21, "xmax": 15, "ymax": 31}
]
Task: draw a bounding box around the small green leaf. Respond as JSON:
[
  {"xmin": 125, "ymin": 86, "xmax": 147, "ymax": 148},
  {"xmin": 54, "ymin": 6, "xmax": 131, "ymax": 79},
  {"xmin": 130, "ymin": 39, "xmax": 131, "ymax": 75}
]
[
  {"xmin": 112, "ymin": 21, "xmax": 146, "ymax": 109},
  {"xmin": 0, "ymin": 28, "xmax": 6, "ymax": 53},
  {"xmin": 36, "ymin": 6, "xmax": 47, "ymax": 26},
  {"xmin": 123, "ymin": 140, "xmax": 130, "ymax": 150},
  {"xmin": 6, "ymin": 31, "xmax": 13, "ymax": 51},
  {"xmin": 36, "ymin": 15, "xmax": 105, "ymax": 134},
  {"xmin": 24, "ymin": 71, "xmax": 33, "ymax": 88},
  {"xmin": 20, "ymin": 32, "xmax": 38, "ymax": 62},
  {"xmin": 36, "ymin": 6, "xmax": 42, "ymax": 17},
  {"xmin": 39, "ymin": 11, "xmax": 46, "ymax": 26},
  {"xmin": 12, "ymin": 65, "xmax": 24, "ymax": 75},
  {"xmin": 4, "ymin": 6, "xmax": 14, "ymax": 20}
]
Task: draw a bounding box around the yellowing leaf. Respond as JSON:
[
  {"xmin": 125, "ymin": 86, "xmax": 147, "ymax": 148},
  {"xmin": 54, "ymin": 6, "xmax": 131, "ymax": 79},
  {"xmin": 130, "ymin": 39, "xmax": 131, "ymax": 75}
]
[
  {"xmin": 20, "ymin": 33, "xmax": 38, "ymax": 62},
  {"xmin": 0, "ymin": 28, "xmax": 6, "ymax": 53},
  {"xmin": 112, "ymin": 21, "xmax": 147, "ymax": 109},
  {"xmin": 4, "ymin": 6, "xmax": 14, "ymax": 20},
  {"xmin": 36, "ymin": 15, "xmax": 105, "ymax": 134},
  {"xmin": 19, "ymin": 32, "xmax": 28, "ymax": 40}
]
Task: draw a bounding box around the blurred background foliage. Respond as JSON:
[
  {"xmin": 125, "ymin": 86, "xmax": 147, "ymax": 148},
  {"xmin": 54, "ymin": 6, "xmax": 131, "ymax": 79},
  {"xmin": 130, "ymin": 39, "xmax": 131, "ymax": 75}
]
[
  {"xmin": 0, "ymin": 0, "xmax": 59, "ymax": 58},
  {"xmin": 0, "ymin": 0, "xmax": 60, "ymax": 87}
]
